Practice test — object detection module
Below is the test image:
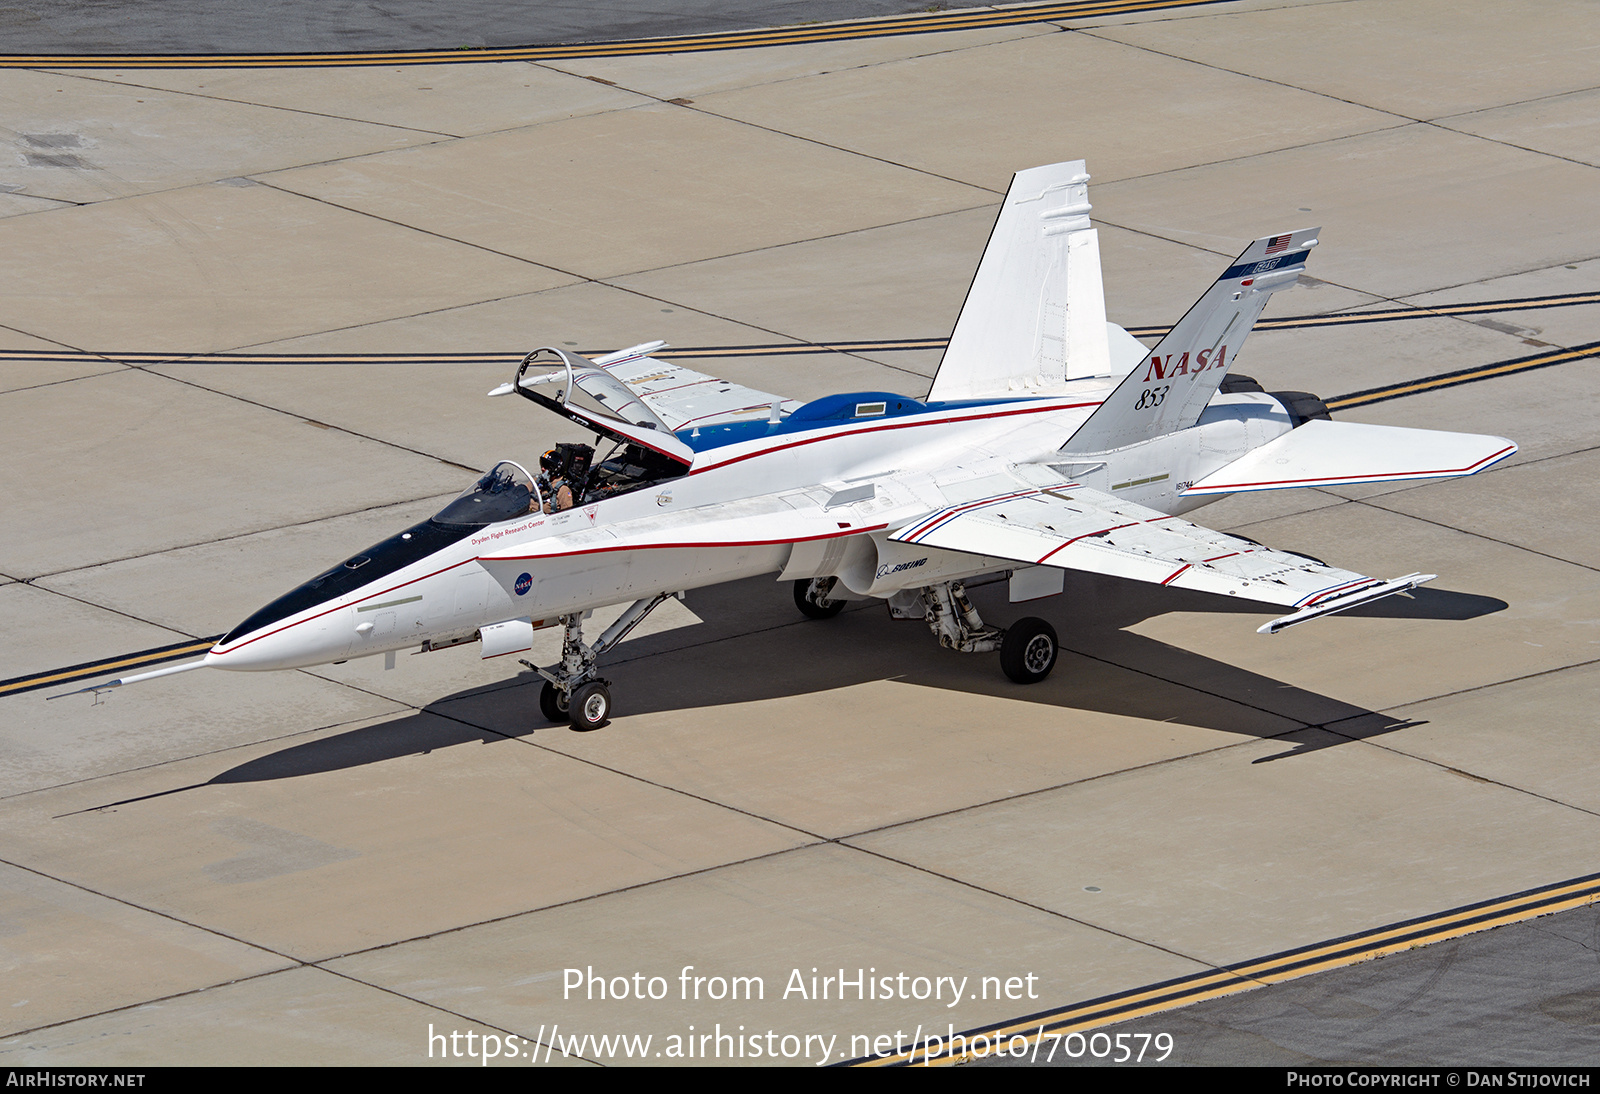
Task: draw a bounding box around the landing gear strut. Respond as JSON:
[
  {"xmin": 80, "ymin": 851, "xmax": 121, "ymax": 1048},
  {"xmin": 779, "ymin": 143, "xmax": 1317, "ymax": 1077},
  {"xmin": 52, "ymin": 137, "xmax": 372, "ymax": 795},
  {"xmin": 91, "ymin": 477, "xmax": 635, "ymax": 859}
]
[
  {"xmin": 921, "ymin": 581, "xmax": 1004, "ymax": 654},
  {"xmin": 522, "ymin": 592, "xmax": 677, "ymax": 730},
  {"xmin": 919, "ymin": 580, "xmax": 1059, "ymax": 684}
]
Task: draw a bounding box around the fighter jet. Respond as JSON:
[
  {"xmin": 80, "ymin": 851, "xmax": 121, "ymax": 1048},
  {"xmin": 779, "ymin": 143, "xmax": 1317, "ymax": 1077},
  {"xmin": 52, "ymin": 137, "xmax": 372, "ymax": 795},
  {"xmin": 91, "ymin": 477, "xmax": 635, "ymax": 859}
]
[{"xmin": 81, "ymin": 161, "xmax": 1515, "ymax": 730}]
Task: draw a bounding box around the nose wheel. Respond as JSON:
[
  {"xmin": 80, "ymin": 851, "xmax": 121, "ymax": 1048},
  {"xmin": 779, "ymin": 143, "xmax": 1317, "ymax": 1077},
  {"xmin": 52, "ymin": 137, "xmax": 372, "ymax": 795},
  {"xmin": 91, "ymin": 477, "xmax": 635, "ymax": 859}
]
[
  {"xmin": 568, "ymin": 681, "xmax": 612, "ymax": 732},
  {"xmin": 523, "ymin": 593, "xmax": 678, "ymax": 731},
  {"xmin": 538, "ymin": 680, "xmax": 569, "ymax": 724},
  {"xmin": 537, "ymin": 677, "xmax": 610, "ymax": 730}
]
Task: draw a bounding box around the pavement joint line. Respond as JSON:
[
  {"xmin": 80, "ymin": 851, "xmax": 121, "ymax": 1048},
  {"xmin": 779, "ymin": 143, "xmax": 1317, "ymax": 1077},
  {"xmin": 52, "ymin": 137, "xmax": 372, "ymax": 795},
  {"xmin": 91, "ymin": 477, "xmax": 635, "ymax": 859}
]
[
  {"xmin": 1353, "ymin": 492, "xmax": 1600, "ymax": 577},
  {"xmin": 0, "ymin": 855, "xmax": 304, "ymax": 1005},
  {"xmin": 17, "ymin": 489, "xmax": 457, "ymax": 586},
  {"xmin": 839, "ymin": 841, "xmax": 1240, "ymax": 990},
  {"xmin": 0, "ymin": 963, "xmax": 297, "ymax": 1043},
  {"xmin": 124, "ymin": 359, "xmax": 484, "ymax": 480},
  {"xmin": 7, "ymin": 707, "xmax": 833, "ymax": 1024},
  {"xmin": 1384, "ymin": 252, "xmax": 1600, "ymax": 304},
  {"xmin": 304, "ymin": 841, "xmax": 829, "ymax": 966},
  {"xmin": 245, "ymin": 173, "xmax": 990, "ymax": 352},
  {"xmin": 1331, "ymin": 653, "xmax": 1600, "ymax": 748},
  {"xmin": 248, "ymin": 178, "xmax": 595, "ymax": 283},
  {"xmin": 217, "ymin": 288, "xmax": 594, "ymax": 354},
  {"xmin": 290, "ymin": 962, "xmax": 574, "ymax": 1064},
  {"xmin": 404, "ymin": 695, "xmax": 834, "ymax": 843},
  {"xmin": 0, "ymin": 932, "xmax": 532, "ymax": 1057},
  {"xmin": 7, "ymin": 288, "xmax": 1596, "ymax": 367},
  {"xmin": 3, "ymin": 2, "xmax": 1587, "ymax": 1062},
  {"xmin": 1078, "ymin": 26, "xmax": 1429, "ymax": 128},
  {"xmin": 834, "ymin": 719, "xmax": 1311, "ymax": 845},
  {"xmin": 46, "ymin": 69, "xmax": 471, "ymax": 142},
  {"xmin": 646, "ymin": 93, "xmax": 1006, "ymax": 202},
  {"xmin": 846, "ymin": 870, "xmax": 1600, "ymax": 1066},
  {"xmin": 0, "ymin": 0, "xmax": 1236, "ymax": 69},
  {"xmin": 1429, "ymin": 81, "xmax": 1600, "ymax": 124},
  {"xmin": 0, "ymin": 366, "xmax": 136, "ymax": 400},
  {"xmin": 2, "ymin": 706, "xmax": 410, "ymax": 806},
  {"xmin": 1419, "ymin": 117, "xmax": 1600, "ymax": 176},
  {"xmin": 1317, "ymin": 704, "xmax": 1600, "ymax": 825}
]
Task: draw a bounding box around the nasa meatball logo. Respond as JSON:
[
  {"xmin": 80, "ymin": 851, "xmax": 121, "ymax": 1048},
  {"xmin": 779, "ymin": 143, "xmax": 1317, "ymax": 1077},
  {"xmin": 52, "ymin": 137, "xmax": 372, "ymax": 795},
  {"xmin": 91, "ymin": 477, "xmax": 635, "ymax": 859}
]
[{"xmin": 514, "ymin": 572, "xmax": 533, "ymax": 596}]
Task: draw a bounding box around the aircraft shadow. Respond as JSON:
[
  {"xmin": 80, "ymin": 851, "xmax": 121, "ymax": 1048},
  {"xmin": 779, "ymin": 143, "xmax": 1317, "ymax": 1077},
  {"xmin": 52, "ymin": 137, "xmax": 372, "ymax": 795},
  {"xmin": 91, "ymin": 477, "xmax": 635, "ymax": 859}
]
[{"xmin": 135, "ymin": 567, "xmax": 1503, "ymax": 797}]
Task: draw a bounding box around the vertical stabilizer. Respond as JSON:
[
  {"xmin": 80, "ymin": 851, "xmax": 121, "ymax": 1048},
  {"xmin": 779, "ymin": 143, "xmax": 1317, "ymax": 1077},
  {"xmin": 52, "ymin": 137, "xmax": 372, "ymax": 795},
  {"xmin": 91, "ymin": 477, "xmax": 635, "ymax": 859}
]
[
  {"xmin": 929, "ymin": 161, "xmax": 1111, "ymax": 401},
  {"xmin": 1061, "ymin": 228, "xmax": 1319, "ymax": 454}
]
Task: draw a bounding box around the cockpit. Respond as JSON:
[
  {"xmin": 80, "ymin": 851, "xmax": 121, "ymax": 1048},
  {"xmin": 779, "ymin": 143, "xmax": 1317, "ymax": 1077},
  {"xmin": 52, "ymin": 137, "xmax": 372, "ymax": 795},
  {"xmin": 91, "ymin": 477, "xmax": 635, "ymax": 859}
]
[
  {"xmin": 433, "ymin": 461, "xmax": 540, "ymax": 528},
  {"xmin": 585, "ymin": 439, "xmax": 686, "ymax": 500}
]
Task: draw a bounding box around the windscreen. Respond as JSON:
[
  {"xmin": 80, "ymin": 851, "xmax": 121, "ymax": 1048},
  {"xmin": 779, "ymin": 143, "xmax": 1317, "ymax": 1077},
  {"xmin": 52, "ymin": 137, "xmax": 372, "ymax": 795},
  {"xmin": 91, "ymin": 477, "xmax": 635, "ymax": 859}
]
[{"xmin": 433, "ymin": 461, "xmax": 537, "ymax": 528}]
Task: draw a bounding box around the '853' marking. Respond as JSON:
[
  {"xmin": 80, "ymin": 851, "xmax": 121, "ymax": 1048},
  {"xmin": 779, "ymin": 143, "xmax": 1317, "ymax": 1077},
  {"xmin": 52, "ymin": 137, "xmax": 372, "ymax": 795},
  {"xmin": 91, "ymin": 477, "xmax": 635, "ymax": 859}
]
[{"xmin": 1134, "ymin": 385, "xmax": 1169, "ymax": 410}]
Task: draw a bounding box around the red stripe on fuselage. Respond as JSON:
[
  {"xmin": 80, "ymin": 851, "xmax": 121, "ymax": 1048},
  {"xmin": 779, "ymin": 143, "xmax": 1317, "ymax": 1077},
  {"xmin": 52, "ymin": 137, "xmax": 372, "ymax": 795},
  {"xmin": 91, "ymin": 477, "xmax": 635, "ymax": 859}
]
[
  {"xmin": 482, "ymin": 522, "xmax": 889, "ymax": 563},
  {"xmin": 209, "ymin": 556, "xmax": 477, "ymax": 657}
]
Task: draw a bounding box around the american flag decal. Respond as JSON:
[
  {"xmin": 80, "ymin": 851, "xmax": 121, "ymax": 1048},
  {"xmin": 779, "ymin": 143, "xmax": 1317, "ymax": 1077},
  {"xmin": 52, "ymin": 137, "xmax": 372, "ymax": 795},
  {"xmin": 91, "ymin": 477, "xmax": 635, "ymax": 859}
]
[{"xmin": 1265, "ymin": 234, "xmax": 1293, "ymax": 255}]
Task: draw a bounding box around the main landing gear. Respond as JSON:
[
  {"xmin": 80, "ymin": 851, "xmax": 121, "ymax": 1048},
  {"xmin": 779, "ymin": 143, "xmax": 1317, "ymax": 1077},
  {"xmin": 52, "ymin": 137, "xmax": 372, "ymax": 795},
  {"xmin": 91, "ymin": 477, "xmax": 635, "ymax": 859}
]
[
  {"xmin": 797, "ymin": 577, "xmax": 1060, "ymax": 685},
  {"xmin": 522, "ymin": 592, "xmax": 677, "ymax": 731},
  {"xmin": 793, "ymin": 577, "xmax": 847, "ymax": 619}
]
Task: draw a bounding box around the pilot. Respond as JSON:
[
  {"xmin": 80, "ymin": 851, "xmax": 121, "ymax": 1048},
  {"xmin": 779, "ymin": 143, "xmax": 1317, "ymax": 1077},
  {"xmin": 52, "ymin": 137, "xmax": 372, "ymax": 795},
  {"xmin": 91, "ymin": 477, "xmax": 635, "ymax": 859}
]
[
  {"xmin": 538, "ymin": 448, "xmax": 574, "ymax": 513},
  {"xmin": 539, "ymin": 444, "xmax": 594, "ymax": 513}
]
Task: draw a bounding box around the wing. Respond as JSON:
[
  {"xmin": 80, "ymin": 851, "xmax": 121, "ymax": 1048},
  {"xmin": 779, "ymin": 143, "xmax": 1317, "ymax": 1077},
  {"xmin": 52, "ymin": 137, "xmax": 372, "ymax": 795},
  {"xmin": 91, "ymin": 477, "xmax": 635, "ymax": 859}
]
[
  {"xmin": 510, "ymin": 341, "xmax": 803, "ymax": 432},
  {"xmin": 892, "ymin": 465, "xmax": 1431, "ymax": 633}
]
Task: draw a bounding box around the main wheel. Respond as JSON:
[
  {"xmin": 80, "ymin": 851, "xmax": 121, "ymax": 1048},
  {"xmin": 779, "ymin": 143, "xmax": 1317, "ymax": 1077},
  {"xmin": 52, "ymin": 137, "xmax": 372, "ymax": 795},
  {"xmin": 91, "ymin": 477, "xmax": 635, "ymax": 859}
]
[
  {"xmin": 568, "ymin": 680, "xmax": 612, "ymax": 731},
  {"xmin": 794, "ymin": 577, "xmax": 846, "ymax": 620},
  {"xmin": 539, "ymin": 681, "xmax": 569, "ymax": 723},
  {"xmin": 1000, "ymin": 618, "xmax": 1059, "ymax": 684}
]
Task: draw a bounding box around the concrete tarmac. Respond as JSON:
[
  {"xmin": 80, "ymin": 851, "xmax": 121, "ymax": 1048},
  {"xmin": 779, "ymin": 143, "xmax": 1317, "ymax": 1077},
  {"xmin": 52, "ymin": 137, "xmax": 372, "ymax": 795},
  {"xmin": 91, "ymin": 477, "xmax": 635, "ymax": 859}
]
[{"xmin": 1, "ymin": 0, "xmax": 1598, "ymax": 1068}]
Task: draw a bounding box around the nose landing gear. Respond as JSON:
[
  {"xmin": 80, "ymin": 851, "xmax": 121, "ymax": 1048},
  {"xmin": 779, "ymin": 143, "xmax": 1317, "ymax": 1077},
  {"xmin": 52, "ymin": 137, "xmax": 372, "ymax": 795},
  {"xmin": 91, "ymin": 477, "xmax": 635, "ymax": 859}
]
[{"xmin": 522, "ymin": 592, "xmax": 677, "ymax": 731}]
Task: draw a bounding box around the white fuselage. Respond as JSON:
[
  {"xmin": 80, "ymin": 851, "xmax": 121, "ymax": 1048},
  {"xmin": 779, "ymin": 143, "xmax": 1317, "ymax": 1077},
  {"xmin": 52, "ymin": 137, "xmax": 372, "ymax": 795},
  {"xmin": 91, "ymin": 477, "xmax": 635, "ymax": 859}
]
[{"xmin": 205, "ymin": 387, "xmax": 1293, "ymax": 673}]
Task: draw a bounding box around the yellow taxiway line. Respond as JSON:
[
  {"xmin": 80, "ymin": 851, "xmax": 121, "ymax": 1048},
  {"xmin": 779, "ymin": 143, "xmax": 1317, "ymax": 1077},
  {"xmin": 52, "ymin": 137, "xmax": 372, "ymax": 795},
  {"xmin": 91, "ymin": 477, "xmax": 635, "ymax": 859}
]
[
  {"xmin": 848, "ymin": 871, "xmax": 1600, "ymax": 1065},
  {"xmin": 1, "ymin": 0, "xmax": 1227, "ymax": 69}
]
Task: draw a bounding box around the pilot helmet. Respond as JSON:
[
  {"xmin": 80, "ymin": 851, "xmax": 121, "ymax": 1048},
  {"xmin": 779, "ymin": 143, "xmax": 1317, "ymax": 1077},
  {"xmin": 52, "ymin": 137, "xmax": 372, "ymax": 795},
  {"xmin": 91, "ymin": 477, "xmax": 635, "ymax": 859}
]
[{"xmin": 539, "ymin": 448, "xmax": 563, "ymax": 474}]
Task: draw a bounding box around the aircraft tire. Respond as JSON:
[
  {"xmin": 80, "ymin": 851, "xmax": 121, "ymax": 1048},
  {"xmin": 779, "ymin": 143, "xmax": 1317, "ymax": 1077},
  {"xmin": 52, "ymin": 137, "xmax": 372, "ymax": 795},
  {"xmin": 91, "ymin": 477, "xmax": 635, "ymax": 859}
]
[
  {"xmin": 569, "ymin": 681, "xmax": 611, "ymax": 731},
  {"xmin": 1001, "ymin": 618, "xmax": 1059, "ymax": 684},
  {"xmin": 794, "ymin": 577, "xmax": 846, "ymax": 620},
  {"xmin": 539, "ymin": 680, "xmax": 569, "ymax": 724}
]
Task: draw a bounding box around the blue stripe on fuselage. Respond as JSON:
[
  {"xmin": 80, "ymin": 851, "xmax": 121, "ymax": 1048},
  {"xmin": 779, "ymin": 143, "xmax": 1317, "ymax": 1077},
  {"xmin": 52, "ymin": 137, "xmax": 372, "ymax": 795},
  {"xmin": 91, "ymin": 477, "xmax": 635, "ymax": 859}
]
[{"xmin": 675, "ymin": 395, "xmax": 1041, "ymax": 453}]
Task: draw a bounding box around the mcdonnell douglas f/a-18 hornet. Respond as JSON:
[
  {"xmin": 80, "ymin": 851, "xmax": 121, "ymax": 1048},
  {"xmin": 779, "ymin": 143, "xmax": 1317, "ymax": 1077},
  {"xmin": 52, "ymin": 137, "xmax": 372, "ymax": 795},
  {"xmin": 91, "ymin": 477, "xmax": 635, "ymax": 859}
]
[{"xmin": 80, "ymin": 161, "xmax": 1515, "ymax": 729}]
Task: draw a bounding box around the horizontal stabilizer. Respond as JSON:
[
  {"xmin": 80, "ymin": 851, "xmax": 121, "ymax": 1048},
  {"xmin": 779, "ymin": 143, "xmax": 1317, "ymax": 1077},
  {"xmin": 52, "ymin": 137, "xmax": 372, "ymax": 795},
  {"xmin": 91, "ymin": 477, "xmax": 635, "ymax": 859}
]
[{"xmin": 1184, "ymin": 420, "xmax": 1516, "ymax": 495}]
